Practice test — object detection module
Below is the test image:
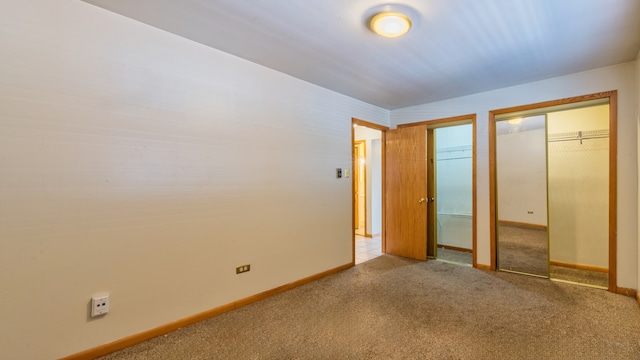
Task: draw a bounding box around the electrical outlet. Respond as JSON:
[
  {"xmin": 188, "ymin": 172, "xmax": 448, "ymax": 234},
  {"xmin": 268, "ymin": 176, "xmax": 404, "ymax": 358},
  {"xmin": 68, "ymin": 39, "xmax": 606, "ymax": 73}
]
[
  {"xmin": 91, "ymin": 294, "xmax": 110, "ymax": 317},
  {"xmin": 236, "ymin": 264, "xmax": 251, "ymax": 274}
]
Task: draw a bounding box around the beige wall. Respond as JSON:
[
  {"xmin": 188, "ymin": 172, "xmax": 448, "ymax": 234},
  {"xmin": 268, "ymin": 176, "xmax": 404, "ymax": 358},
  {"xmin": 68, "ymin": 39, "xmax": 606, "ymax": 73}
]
[
  {"xmin": 547, "ymin": 105, "xmax": 610, "ymax": 268},
  {"xmin": 0, "ymin": 1, "xmax": 389, "ymax": 359},
  {"xmin": 391, "ymin": 61, "xmax": 638, "ymax": 289}
]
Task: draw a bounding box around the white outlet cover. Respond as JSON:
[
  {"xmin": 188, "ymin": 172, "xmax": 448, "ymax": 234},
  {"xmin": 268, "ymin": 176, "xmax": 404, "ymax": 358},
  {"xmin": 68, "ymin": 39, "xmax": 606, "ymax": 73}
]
[{"xmin": 91, "ymin": 295, "xmax": 110, "ymax": 317}]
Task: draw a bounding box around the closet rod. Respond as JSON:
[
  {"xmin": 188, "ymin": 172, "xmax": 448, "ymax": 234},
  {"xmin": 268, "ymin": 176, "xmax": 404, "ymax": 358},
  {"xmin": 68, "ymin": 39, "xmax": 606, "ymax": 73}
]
[
  {"xmin": 437, "ymin": 156, "xmax": 473, "ymax": 161},
  {"xmin": 437, "ymin": 146, "xmax": 471, "ymax": 154},
  {"xmin": 547, "ymin": 129, "xmax": 609, "ymax": 144},
  {"xmin": 547, "ymin": 135, "xmax": 609, "ymax": 143}
]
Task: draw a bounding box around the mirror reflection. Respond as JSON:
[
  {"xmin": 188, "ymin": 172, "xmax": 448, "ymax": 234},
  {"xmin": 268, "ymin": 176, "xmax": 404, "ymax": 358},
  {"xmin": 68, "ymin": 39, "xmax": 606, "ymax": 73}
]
[{"xmin": 496, "ymin": 115, "xmax": 549, "ymax": 277}]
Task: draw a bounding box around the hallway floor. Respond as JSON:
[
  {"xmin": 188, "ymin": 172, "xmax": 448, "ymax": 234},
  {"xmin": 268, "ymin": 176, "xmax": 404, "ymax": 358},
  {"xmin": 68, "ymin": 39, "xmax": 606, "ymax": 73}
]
[{"xmin": 355, "ymin": 235, "xmax": 382, "ymax": 264}]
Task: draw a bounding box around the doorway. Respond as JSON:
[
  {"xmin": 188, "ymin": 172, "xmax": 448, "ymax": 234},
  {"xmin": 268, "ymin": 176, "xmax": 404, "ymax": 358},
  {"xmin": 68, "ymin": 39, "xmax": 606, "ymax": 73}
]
[
  {"xmin": 387, "ymin": 115, "xmax": 477, "ymax": 266},
  {"xmin": 432, "ymin": 124, "xmax": 474, "ymax": 266},
  {"xmin": 489, "ymin": 91, "xmax": 617, "ymax": 292},
  {"xmin": 352, "ymin": 119, "xmax": 387, "ymax": 264}
]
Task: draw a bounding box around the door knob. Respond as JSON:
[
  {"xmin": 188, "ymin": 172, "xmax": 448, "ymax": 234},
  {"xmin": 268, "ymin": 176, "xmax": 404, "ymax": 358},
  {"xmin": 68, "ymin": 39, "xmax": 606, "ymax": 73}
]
[
  {"xmin": 418, "ymin": 198, "xmax": 426, "ymax": 204},
  {"xmin": 428, "ymin": 197, "xmax": 435, "ymax": 203}
]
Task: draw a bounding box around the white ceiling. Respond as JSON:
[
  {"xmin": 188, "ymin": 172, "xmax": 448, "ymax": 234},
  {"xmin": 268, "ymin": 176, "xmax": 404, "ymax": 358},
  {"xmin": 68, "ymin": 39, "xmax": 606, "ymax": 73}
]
[{"xmin": 82, "ymin": 0, "xmax": 640, "ymax": 110}]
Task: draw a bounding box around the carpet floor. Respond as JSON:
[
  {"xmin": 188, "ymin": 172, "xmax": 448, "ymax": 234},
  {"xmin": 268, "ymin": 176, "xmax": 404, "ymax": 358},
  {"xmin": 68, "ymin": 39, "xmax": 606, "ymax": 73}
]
[{"xmin": 99, "ymin": 255, "xmax": 640, "ymax": 360}]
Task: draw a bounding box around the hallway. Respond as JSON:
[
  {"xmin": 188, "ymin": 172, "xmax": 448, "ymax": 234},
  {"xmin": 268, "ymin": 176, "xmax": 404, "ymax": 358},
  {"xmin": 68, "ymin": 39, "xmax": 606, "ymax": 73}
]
[{"xmin": 355, "ymin": 235, "xmax": 382, "ymax": 264}]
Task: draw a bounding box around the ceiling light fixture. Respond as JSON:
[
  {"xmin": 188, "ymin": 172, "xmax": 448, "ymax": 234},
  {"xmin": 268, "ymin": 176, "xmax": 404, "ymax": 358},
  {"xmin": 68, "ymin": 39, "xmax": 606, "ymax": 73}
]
[
  {"xmin": 370, "ymin": 12, "xmax": 412, "ymax": 38},
  {"xmin": 507, "ymin": 117, "xmax": 523, "ymax": 125}
]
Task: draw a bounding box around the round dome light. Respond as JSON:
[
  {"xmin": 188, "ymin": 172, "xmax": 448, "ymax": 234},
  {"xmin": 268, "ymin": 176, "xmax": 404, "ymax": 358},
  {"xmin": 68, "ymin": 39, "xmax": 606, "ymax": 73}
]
[{"xmin": 370, "ymin": 12, "xmax": 412, "ymax": 38}]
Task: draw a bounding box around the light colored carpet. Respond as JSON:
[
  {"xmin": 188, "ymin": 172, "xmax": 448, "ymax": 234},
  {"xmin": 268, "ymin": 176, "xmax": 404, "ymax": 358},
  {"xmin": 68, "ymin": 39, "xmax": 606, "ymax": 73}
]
[
  {"xmin": 99, "ymin": 255, "xmax": 640, "ymax": 359},
  {"xmin": 550, "ymin": 264, "xmax": 609, "ymax": 287}
]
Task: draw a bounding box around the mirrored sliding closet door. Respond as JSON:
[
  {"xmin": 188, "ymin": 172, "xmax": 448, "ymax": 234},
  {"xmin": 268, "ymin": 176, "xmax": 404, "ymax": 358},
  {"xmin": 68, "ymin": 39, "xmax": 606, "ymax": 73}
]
[
  {"xmin": 494, "ymin": 101, "xmax": 610, "ymax": 288},
  {"xmin": 496, "ymin": 115, "xmax": 549, "ymax": 277}
]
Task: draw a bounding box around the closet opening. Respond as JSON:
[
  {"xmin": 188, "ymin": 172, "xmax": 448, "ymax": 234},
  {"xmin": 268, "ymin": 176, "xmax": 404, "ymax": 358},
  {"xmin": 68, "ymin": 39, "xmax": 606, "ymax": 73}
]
[
  {"xmin": 392, "ymin": 114, "xmax": 477, "ymax": 266},
  {"xmin": 489, "ymin": 92, "xmax": 617, "ymax": 292},
  {"xmin": 430, "ymin": 124, "xmax": 474, "ymax": 266}
]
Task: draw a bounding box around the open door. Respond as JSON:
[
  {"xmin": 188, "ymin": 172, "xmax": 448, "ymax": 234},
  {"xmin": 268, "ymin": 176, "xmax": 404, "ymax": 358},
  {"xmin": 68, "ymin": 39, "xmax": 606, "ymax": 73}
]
[{"xmin": 385, "ymin": 125, "xmax": 428, "ymax": 261}]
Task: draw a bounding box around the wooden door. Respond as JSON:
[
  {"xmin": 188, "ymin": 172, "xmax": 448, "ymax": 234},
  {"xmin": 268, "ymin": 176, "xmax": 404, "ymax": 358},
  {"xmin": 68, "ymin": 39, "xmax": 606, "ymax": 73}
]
[{"xmin": 385, "ymin": 125, "xmax": 428, "ymax": 260}]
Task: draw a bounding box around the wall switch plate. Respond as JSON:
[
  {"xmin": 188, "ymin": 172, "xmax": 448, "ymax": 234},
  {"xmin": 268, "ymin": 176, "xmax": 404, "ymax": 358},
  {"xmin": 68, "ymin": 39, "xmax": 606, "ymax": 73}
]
[
  {"xmin": 91, "ymin": 294, "xmax": 110, "ymax": 317},
  {"xmin": 336, "ymin": 168, "xmax": 342, "ymax": 178},
  {"xmin": 344, "ymin": 168, "xmax": 350, "ymax": 178}
]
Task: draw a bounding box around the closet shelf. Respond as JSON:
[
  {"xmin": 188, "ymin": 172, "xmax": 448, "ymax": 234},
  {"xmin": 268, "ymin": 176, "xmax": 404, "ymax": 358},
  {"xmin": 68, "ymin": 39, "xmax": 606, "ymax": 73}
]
[{"xmin": 547, "ymin": 129, "xmax": 609, "ymax": 144}]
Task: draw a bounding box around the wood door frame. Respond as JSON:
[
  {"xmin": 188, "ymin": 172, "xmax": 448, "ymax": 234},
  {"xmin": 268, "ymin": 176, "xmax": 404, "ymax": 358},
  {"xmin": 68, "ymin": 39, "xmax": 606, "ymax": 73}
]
[
  {"xmin": 353, "ymin": 140, "xmax": 367, "ymax": 236},
  {"xmin": 488, "ymin": 91, "xmax": 618, "ymax": 293},
  {"xmin": 352, "ymin": 118, "xmax": 389, "ymax": 264},
  {"xmin": 397, "ymin": 114, "xmax": 478, "ymax": 267},
  {"xmin": 426, "ymin": 129, "xmax": 436, "ymax": 257}
]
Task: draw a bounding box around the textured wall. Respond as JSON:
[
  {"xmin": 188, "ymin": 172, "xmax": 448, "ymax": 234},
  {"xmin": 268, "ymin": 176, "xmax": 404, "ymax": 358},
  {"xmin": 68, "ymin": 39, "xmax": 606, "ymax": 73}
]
[{"xmin": 0, "ymin": 1, "xmax": 388, "ymax": 359}]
